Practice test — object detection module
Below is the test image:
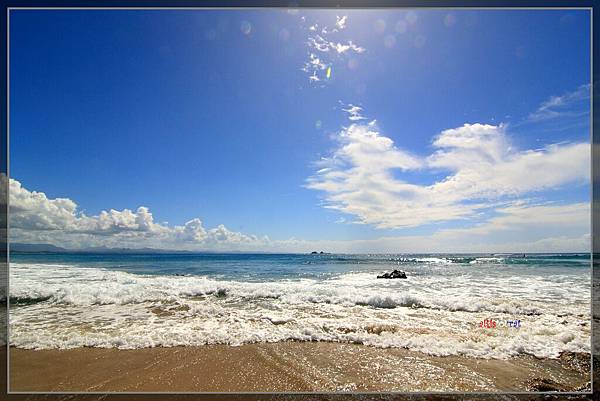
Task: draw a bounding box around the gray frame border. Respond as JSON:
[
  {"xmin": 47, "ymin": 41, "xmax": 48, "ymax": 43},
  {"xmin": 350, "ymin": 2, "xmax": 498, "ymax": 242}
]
[{"xmin": 4, "ymin": 4, "xmax": 596, "ymax": 397}]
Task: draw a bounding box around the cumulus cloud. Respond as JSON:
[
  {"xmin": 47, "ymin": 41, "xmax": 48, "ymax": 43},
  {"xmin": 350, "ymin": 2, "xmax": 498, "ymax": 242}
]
[
  {"xmin": 9, "ymin": 179, "xmax": 169, "ymax": 236},
  {"xmin": 10, "ymin": 179, "xmax": 79, "ymax": 231},
  {"xmin": 528, "ymin": 84, "xmax": 590, "ymax": 122},
  {"xmin": 4, "ymin": 112, "xmax": 591, "ymax": 257},
  {"xmin": 307, "ymin": 113, "xmax": 589, "ymax": 229},
  {"xmin": 205, "ymin": 224, "xmax": 267, "ymax": 247},
  {"xmin": 8, "ymin": 177, "xmax": 268, "ymax": 251},
  {"xmin": 4, "ymin": 172, "xmax": 589, "ymax": 253},
  {"xmin": 174, "ymin": 218, "xmax": 207, "ymax": 242}
]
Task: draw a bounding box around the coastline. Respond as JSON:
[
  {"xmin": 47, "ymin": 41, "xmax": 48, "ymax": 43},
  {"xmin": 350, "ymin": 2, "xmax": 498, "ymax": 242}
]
[{"xmin": 9, "ymin": 342, "xmax": 591, "ymax": 392}]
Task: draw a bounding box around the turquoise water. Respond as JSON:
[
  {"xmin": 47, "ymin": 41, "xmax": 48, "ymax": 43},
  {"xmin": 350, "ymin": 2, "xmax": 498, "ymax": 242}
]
[{"xmin": 9, "ymin": 252, "xmax": 591, "ymax": 281}]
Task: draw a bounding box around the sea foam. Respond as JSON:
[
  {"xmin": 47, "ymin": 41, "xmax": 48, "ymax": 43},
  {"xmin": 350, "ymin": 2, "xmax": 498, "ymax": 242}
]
[{"xmin": 8, "ymin": 261, "xmax": 591, "ymax": 359}]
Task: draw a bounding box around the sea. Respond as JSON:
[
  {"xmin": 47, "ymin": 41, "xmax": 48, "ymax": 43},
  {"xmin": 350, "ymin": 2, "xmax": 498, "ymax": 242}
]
[{"xmin": 8, "ymin": 252, "xmax": 591, "ymax": 359}]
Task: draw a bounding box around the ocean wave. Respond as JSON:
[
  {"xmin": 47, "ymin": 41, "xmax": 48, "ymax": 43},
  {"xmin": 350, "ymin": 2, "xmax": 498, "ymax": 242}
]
[
  {"xmin": 9, "ymin": 264, "xmax": 568, "ymax": 317},
  {"xmin": 9, "ymin": 303, "xmax": 590, "ymax": 359},
  {"xmin": 8, "ymin": 262, "xmax": 591, "ymax": 358}
]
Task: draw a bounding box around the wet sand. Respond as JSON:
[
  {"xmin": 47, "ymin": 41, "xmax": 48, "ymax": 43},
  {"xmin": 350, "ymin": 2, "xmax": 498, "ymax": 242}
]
[{"xmin": 9, "ymin": 342, "xmax": 591, "ymax": 392}]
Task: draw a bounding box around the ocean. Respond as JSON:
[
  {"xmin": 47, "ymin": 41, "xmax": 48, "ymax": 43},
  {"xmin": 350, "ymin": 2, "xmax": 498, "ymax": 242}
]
[{"xmin": 8, "ymin": 252, "xmax": 591, "ymax": 359}]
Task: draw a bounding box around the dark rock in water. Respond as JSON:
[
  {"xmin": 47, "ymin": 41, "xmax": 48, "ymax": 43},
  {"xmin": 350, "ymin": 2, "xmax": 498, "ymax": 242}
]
[
  {"xmin": 377, "ymin": 269, "xmax": 407, "ymax": 279},
  {"xmin": 524, "ymin": 377, "xmax": 566, "ymax": 392},
  {"xmin": 310, "ymin": 251, "xmax": 318, "ymax": 254}
]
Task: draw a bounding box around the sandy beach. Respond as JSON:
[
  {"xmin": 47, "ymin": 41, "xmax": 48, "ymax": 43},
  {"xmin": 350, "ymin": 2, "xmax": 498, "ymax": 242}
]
[{"xmin": 9, "ymin": 342, "xmax": 591, "ymax": 392}]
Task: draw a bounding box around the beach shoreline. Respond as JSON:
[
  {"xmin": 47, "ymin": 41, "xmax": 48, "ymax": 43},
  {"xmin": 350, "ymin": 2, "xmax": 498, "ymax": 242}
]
[{"xmin": 8, "ymin": 342, "xmax": 591, "ymax": 392}]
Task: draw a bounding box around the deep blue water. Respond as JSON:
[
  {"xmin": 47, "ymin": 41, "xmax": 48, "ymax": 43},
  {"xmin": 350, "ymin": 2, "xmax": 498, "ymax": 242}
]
[{"xmin": 9, "ymin": 252, "xmax": 591, "ymax": 282}]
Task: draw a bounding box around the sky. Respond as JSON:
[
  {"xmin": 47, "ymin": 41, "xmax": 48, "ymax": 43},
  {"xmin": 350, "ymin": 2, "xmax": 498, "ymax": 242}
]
[{"xmin": 8, "ymin": 9, "xmax": 592, "ymax": 253}]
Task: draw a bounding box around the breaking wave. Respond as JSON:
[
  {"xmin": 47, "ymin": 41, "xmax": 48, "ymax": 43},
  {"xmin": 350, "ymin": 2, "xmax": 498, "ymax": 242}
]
[{"xmin": 8, "ymin": 261, "xmax": 591, "ymax": 359}]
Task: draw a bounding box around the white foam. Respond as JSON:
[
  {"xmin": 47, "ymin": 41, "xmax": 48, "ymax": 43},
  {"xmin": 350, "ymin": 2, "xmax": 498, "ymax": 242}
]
[{"xmin": 8, "ymin": 262, "xmax": 591, "ymax": 359}]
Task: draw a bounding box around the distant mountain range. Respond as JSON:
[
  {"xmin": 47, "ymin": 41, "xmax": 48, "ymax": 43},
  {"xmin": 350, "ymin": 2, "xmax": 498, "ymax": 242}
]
[
  {"xmin": 9, "ymin": 243, "xmax": 194, "ymax": 254},
  {"xmin": 10, "ymin": 243, "xmax": 67, "ymax": 253}
]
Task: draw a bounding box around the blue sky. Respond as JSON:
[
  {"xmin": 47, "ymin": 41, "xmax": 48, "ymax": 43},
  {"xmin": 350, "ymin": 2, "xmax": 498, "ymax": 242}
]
[{"xmin": 8, "ymin": 9, "xmax": 591, "ymax": 252}]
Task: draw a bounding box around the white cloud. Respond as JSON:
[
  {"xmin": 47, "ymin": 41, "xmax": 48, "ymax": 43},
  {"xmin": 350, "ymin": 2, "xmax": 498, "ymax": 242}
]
[
  {"xmin": 328, "ymin": 41, "xmax": 365, "ymax": 54},
  {"xmin": 528, "ymin": 84, "xmax": 590, "ymax": 121},
  {"xmin": 307, "ymin": 114, "xmax": 589, "ymax": 229},
  {"xmin": 9, "ymin": 178, "xmax": 171, "ymax": 236},
  {"xmin": 302, "ymin": 15, "xmax": 366, "ymax": 83},
  {"xmin": 428, "ymin": 201, "xmax": 590, "ymax": 253},
  {"xmin": 205, "ymin": 224, "xmax": 268, "ymax": 247},
  {"xmin": 272, "ymin": 203, "xmax": 590, "ymax": 252},
  {"xmin": 4, "ymin": 172, "xmax": 589, "ymax": 253},
  {"xmin": 307, "ymin": 36, "xmax": 365, "ymax": 55},
  {"xmin": 309, "ymin": 53, "xmax": 326, "ymax": 69},
  {"xmin": 428, "ymin": 124, "xmax": 589, "ymax": 200},
  {"xmin": 4, "ymin": 106, "xmax": 591, "ymax": 257},
  {"xmin": 7, "ymin": 177, "xmax": 269, "ymax": 251},
  {"xmin": 436, "ymin": 202, "xmax": 589, "ymax": 238},
  {"xmin": 174, "ymin": 218, "xmax": 207, "ymax": 242},
  {"xmin": 9, "ymin": 179, "xmax": 79, "ymax": 231},
  {"xmin": 342, "ymin": 104, "xmax": 367, "ymax": 121},
  {"xmin": 335, "ymin": 15, "xmax": 347, "ymax": 30},
  {"xmin": 283, "ymin": 202, "xmax": 590, "ymax": 253},
  {"xmin": 307, "ymin": 35, "xmax": 331, "ymax": 53}
]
